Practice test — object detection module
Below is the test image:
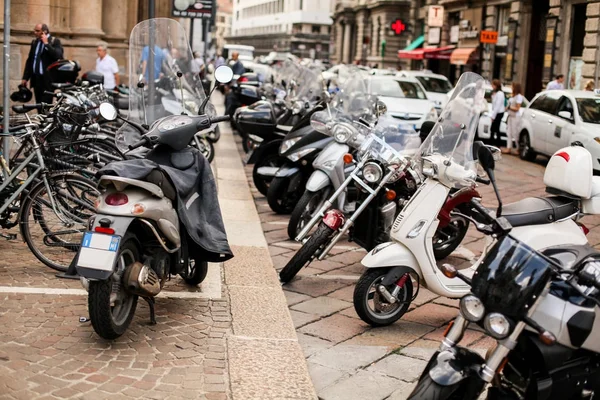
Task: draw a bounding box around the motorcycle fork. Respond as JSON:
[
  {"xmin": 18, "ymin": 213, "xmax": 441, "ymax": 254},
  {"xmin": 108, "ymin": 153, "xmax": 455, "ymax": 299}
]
[{"xmin": 318, "ymin": 167, "xmax": 398, "ymax": 260}]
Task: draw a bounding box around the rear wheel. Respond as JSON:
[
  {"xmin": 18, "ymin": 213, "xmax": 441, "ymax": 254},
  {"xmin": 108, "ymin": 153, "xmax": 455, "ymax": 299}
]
[
  {"xmin": 288, "ymin": 189, "xmax": 328, "ymax": 240},
  {"xmin": 88, "ymin": 237, "xmax": 139, "ymax": 340},
  {"xmin": 519, "ymin": 132, "xmax": 536, "ymax": 161},
  {"xmin": 279, "ymin": 223, "xmax": 334, "ymax": 284},
  {"xmin": 433, "ymin": 215, "xmax": 470, "ymax": 260},
  {"xmin": 353, "ymin": 268, "xmax": 413, "ymax": 327}
]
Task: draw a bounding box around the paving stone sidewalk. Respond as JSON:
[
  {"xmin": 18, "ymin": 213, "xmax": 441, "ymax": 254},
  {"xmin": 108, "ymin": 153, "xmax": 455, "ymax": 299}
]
[{"xmin": 241, "ymin": 145, "xmax": 600, "ymax": 400}]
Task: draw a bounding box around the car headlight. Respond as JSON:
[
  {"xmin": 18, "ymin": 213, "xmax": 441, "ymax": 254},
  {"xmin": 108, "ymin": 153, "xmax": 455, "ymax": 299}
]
[
  {"xmin": 287, "ymin": 147, "xmax": 316, "ymax": 162},
  {"xmin": 281, "ymin": 137, "xmax": 301, "ymax": 153},
  {"xmin": 483, "ymin": 313, "xmax": 511, "ymax": 339},
  {"xmin": 426, "ymin": 107, "xmax": 438, "ymax": 122},
  {"xmin": 333, "ymin": 125, "xmax": 353, "ymax": 143},
  {"xmin": 363, "ymin": 162, "xmax": 383, "ymax": 183},
  {"xmin": 459, "ymin": 295, "xmax": 485, "ymax": 322},
  {"xmin": 422, "ymin": 159, "xmax": 437, "ymax": 177}
]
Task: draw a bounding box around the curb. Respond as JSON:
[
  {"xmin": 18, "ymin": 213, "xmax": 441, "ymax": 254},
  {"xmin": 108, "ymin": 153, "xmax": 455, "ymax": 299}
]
[{"xmin": 213, "ymin": 94, "xmax": 317, "ymax": 400}]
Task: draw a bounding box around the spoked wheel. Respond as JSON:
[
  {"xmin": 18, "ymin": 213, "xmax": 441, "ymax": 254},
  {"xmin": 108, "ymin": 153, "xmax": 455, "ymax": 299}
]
[
  {"xmin": 88, "ymin": 237, "xmax": 139, "ymax": 340},
  {"xmin": 288, "ymin": 189, "xmax": 329, "ymax": 240},
  {"xmin": 432, "ymin": 215, "xmax": 470, "ymax": 260},
  {"xmin": 353, "ymin": 268, "xmax": 413, "ymax": 327},
  {"xmin": 20, "ymin": 174, "xmax": 99, "ymax": 272},
  {"xmin": 252, "ymin": 153, "xmax": 284, "ymax": 196},
  {"xmin": 180, "ymin": 258, "xmax": 209, "ymax": 285},
  {"xmin": 279, "ymin": 223, "xmax": 334, "ymax": 284}
]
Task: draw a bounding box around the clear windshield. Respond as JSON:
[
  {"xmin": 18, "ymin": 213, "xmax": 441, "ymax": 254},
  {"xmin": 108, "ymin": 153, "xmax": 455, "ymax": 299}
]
[
  {"xmin": 294, "ymin": 66, "xmax": 323, "ymax": 102},
  {"xmin": 359, "ymin": 115, "xmax": 421, "ymax": 163},
  {"xmin": 415, "ymin": 72, "xmax": 486, "ymax": 173},
  {"xmin": 127, "ymin": 18, "xmax": 213, "ymax": 125}
]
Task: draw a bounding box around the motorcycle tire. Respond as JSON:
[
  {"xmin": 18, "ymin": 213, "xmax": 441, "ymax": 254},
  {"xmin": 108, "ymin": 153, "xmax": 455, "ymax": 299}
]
[
  {"xmin": 433, "ymin": 214, "xmax": 470, "ymax": 260},
  {"xmin": 353, "ymin": 268, "xmax": 413, "ymax": 327},
  {"xmin": 198, "ymin": 137, "xmax": 215, "ymax": 163},
  {"xmin": 181, "ymin": 259, "xmax": 209, "ymax": 286},
  {"xmin": 279, "ymin": 223, "xmax": 334, "ymax": 284},
  {"xmin": 252, "ymin": 153, "xmax": 284, "ymax": 196},
  {"xmin": 407, "ymin": 374, "xmax": 468, "ymax": 400},
  {"xmin": 207, "ymin": 125, "xmax": 221, "ymax": 143},
  {"xmin": 267, "ymin": 176, "xmax": 299, "ymax": 214},
  {"xmin": 88, "ymin": 236, "xmax": 139, "ymax": 340},
  {"xmin": 288, "ymin": 189, "xmax": 327, "ymax": 240}
]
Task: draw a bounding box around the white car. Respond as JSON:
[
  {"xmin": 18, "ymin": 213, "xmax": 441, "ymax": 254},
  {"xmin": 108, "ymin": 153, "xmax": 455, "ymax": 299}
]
[
  {"xmin": 321, "ymin": 64, "xmax": 370, "ymax": 86},
  {"xmin": 367, "ymin": 76, "xmax": 438, "ymax": 131},
  {"xmin": 396, "ymin": 70, "xmax": 453, "ymax": 112},
  {"xmin": 519, "ymin": 90, "xmax": 600, "ymax": 171},
  {"xmin": 476, "ymin": 84, "xmax": 515, "ymax": 142}
]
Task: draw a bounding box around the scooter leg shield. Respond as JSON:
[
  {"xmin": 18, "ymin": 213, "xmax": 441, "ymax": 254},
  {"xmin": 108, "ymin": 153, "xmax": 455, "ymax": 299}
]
[
  {"xmin": 306, "ymin": 170, "xmax": 331, "ymax": 192},
  {"xmin": 362, "ymin": 242, "xmax": 420, "ymax": 272},
  {"xmin": 75, "ymin": 216, "xmax": 135, "ymax": 280}
]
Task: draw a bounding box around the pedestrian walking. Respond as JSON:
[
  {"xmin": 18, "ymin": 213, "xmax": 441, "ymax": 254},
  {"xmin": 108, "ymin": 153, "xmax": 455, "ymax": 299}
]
[
  {"xmin": 505, "ymin": 82, "xmax": 524, "ymax": 155},
  {"xmin": 490, "ymin": 79, "xmax": 505, "ymax": 148},
  {"xmin": 21, "ymin": 23, "xmax": 64, "ymax": 104},
  {"xmin": 546, "ymin": 74, "xmax": 565, "ymax": 90},
  {"xmin": 95, "ymin": 44, "xmax": 120, "ymax": 90},
  {"xmin": 140, "ymin": 43, "xmax": 165, "ymax": 82}
]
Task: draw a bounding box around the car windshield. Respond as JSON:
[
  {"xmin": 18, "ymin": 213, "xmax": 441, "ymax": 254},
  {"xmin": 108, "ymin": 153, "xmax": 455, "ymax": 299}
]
[
  {"xmin": 415, "ymin": 76, "xmax": 453, "ymax": 93},
  {"xmin": 576, "ymin": 98, "xmax": 600, "ymax": 124},
  {"xmin": 370, "ymin": 79, "xmax": 427, "ymax": 99}
]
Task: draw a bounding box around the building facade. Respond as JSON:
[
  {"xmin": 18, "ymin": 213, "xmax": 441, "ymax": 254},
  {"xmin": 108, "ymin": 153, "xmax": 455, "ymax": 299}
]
[
  {"xmin": 331, "ymin": 0, "xmax": 600, "ymax": 99},
  {"xmin": 215, "ymin": 0, "xmax": 234, "ymax": 53},
  {"xmin": 228, "ymin": 0, "xmax": 332, "ymax": 59}
]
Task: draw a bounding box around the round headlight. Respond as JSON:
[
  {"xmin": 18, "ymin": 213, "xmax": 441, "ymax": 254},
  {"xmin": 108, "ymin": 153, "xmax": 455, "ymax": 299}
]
[
  {"xmin": 363, "ymin": 162, "xmax": 383, "ymax": 183},
  {"xmin": 459, "ymin": 295, "xmax": 485, "ymax": 322},
  {"xmin": 483, "ymin": 313, "xmax": 511, "ymax": 339},
  {"xmin": 292, "ymin": 101, "xmax": 303, "ymax": 114},
  {"xmin": 333, "ymin": 125, "xmax": 352, "ymax": 143}
]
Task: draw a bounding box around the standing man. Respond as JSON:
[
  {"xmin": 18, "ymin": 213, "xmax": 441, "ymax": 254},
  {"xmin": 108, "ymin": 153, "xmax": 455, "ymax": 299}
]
[
  {"xmin": 21, "ymin": 23, "xmax": 64, "ymax": 104},
  {"xmin": 191, "ymin": 51, "xmax": 205, "ymax": 77},
  {"xmin": 215, "ymin": 53, "xmax": 225, "ymax": 69},
  {"xmin": 140, "ymin": 43, "xmax": 165, "ymax": 83},
  {"xmin": 546, "ymin": 74, "xmax": 565, "ymax": 90},
  {"xmin": 95, "ymin": 44, "xmax": 120, "ymax": 90},
  {"xmin": 230, "ymin": 51, "xmax": 245, "ymax": 76}
]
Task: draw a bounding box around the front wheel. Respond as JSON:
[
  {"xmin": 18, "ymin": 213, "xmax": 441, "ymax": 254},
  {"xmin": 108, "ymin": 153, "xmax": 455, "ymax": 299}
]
[
  {"xmin": 279, "ymin": 223, "xmax": 334, "ymax": 284},
  {"xmin": 88, "ymin": 237, "xmax": 139, "ymax": 340},
  {"xmin": 181, "ymin": 259, "xmax": 209, "ymax": 285},
  {"xmin": 433, "ymin": 215, "xmax": 470, "ymax": 260},
  {"xmin": 252, "ymin": 153, "xmax": 284, "ymax": 196},
  {"xmin": 267, "ymin": 176, "xmax": 301, "ymax": 214},
  {"xmin": 288, "ymin": 188, "xmax": 328, "ymax": 240},
  {"xmin": 408, "ymin": 375, "xmax": 473, "ymax": 400},
  {"xmin": 197, "ymin": 137, "xmax": 215, "ymax": 163},
  {"xmin": 353, "ymin": 268, "xmax": 413, "ymax": 327}
]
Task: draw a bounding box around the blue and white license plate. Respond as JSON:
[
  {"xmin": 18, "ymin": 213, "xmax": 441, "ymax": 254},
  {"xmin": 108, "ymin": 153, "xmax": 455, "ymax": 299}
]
[{"xmin": 77, "ymin": 232, "xmax": 121, "ymax": 271}]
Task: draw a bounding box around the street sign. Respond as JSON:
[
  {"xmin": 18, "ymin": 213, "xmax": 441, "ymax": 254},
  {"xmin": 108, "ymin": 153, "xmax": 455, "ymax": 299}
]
[
  {"xmin": 391, "ymin": 19, "xmax": 406, "ymax": 35},
  {"xmin": 428, "ymin": 6, "xmax": 444, "ymax": 27},
  {"xmin": 172, "ymin": 0, "xmax": 214, "ymax": 20},
  {"xmin": 428, "ymin": 27, "xmax": 441, "ymax": 45},
  {"xmin": 450, "ymin": 25, "xmax": 459, "ymax": 44},
  {"xmin": 480, "ymin": 30, "xmax": 498, "ymax": 44}
]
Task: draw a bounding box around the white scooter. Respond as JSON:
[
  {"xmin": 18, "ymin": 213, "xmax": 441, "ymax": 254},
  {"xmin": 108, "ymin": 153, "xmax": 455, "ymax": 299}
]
[{"xmin": 353, "ymin": 72, "xmax": 596, "ymax": 327}]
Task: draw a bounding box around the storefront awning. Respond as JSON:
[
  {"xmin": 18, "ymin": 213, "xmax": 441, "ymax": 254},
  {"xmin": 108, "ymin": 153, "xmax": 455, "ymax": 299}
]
[
  {"xmin": 398, "ymin": 45, "xmax": 455, "ymax": 60},
  {"xmin": 450, "ymin": 47, "xmax": 478, "ymax": 65},
  {"xmin": 403, "ymin": 35, "xmax": 425, "ymax": 51}
]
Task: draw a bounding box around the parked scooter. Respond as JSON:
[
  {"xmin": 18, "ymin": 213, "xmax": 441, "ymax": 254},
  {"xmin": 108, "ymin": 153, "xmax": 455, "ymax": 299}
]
[
  {"xmin": 408, "ymin": 144, "xmax": 600, "ymax": 400},
  {"xmin": 74, "ymin": 19, "xmax": 235, "ymax": 340},
  {"xmin": 354, "ymin": 72, "xmax": 591, "ymax": 327}
]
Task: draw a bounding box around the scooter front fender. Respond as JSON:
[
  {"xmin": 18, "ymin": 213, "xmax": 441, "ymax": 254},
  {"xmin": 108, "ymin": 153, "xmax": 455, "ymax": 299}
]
[
  {"xmin": 275, "ymin": 166, "xmax": 300, "ymax": 178},
  {"xmin": 409, "ymin": 348, "xmax": 485, "ymax": 400},
  {"xmin": 306, "ymin": 170, "xmax": 331, "ymax": 192},
  {"xmin": 75, "ymin": 215, "xmax": 135, "ymax": 280},
  {"xmin": 362, "ymin": 242, "xmax": 421, "ymax": 276}
]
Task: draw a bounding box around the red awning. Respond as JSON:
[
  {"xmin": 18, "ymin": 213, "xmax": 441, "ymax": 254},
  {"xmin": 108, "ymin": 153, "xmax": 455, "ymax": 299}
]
[
  {"xmin": 450, "ymin": 47, "xmax": 479, "ymax": 65},
  {"xmin": 398, "ymin": 46, "xmax": 455, "ymax": 60}
]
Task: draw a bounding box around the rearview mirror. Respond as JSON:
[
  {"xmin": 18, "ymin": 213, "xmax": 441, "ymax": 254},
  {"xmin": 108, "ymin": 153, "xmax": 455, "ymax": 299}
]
[
  {"xmin": 477, "ymin": 145, "xmax": 495, "ymax": 174},
  {"xmin": 99, "ymin": 103, "xmax": 117, "ymax": 121},
  {"xmin": 558, "ymin": 110, "xmax": 573, "ymax": 121},
  {"xmin": 375, "ymin": 100, "xmax": 387, "ymax": 117},
  {"xmin": 215, "ymin": 66, "xmax": 234, "ymax": 84}
]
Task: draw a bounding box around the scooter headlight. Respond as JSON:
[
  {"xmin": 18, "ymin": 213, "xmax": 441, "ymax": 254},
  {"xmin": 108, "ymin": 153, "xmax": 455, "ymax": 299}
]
[
  {"xmin": 459, "ymin": 295, "xmax": 485, "ymax": 322},
  {"xmin": 292, "ymin": 100, "xmax": 303, "ymax": 114},
  {"xmin": 483, "ymin": 312, "xmax": 511, "ymax": 339},
  {"xmin": 363, "ymin": 162, "xmax": 383, "ymax": 183},
  {"xmin": 281, "ymin": 137, "xmax": 301, "ymax": 153},
  {"xmin": 333, "ymin": 125, "xmax": 353, "ymax": 143},
  {"xmin": 287, "ymin": 147, "xmax": 316, "ymax": 162}
]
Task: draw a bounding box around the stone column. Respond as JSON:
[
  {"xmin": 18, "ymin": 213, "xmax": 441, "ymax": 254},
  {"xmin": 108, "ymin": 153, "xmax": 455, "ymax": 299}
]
[
  {"xmin": 481, "ymin": 4, "xmax": 496, "ymax": 81},
  {"xmin": 343, "ymin": 22, "xmax": 352, "ymax": 64},
  {"xmin": 334, "ymin": 20, "xmax": 344, "ymax": 63},
  {"xmin": 102, "ymin": 0, "xmax": 129, "ymax": 78},
  {"xmin": 582, "ymin": 2, "xmax": 600, "ymax": 88},
  {"xmin": 69, "ymin": 0, "xmax": 105, "ymax": 73}
]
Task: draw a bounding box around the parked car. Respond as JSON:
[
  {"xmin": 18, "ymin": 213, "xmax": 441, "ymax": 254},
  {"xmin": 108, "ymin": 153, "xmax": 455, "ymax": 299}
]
[
  {"xmin": 367, "ymin": 75, "xmax": 438, "ymax": 131},
  {"xmin": 396, "ymin": 70, "xmax": 453, "ymax": 112},
  {"xmin": 519, "ymin": 90, "xmax": 600, "ymax": 171}
]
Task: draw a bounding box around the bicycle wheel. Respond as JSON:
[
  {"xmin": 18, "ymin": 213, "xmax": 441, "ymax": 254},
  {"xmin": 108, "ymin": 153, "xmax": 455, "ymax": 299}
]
[{"xmin": 20, "ymin": 174, "xmax": 100, "ymax": 271}]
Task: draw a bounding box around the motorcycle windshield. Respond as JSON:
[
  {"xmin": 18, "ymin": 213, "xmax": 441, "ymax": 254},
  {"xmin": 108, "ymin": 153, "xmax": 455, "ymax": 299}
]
[
  {"xmin": 361, "ymin": 115, "xmax": 421, "ymax": 163},
  {"xmin": 414, "ymin": 72, "xmax": 486, "ymax": 178},
  {"xmin": 294, "ymin": 67, "xmax": 322, "ymax": 102},
  {"xmin": 127, "ymin": 18, "xmax": 214, "ymax": 126}
]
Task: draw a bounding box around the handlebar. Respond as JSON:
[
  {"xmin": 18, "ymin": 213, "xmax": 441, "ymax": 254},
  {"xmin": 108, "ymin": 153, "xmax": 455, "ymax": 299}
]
[
  {"xmin": 128, "ymin": 136, "xmax": 151, "ymax": 151},
  {"xmin": 476, "ymin": 176, "xmax": 491, "ymax": 185},
  {"xmin": 577, "ymin": 266, "xmax": 600, "ymax": 291},
  {"xmin": 209, "ymin": 115, "xmax": 230, "ymax": 124}
]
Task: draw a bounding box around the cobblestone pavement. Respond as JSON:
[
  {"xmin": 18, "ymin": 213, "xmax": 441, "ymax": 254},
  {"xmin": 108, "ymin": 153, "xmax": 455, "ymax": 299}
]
[{"xmin": 242, "ymin": 147, "xmax": 600, "ymax": 400}]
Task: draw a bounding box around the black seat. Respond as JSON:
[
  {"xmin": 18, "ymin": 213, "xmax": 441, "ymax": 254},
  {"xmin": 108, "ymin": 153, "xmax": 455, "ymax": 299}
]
[
  {"xmin": 145, "ymin": 170, "xmax": 177, "ymax": 201},
  {"xmin": 51, "ymin": 82, "xmax": 75, "ymax": 89},
  {"xmin": 502, "ymin": 196, "xmax": 579, "ymax": 227}
]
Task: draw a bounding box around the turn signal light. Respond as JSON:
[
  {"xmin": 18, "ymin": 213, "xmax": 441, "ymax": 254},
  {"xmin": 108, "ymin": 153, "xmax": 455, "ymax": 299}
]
[
  {"xmin": 539, "ymin": 330, "xmax": 557, "ymax": 346},
  {"xmin": 577, "ymin": 222, "xmax": 590, "ymax": 235},
  {"xmin": 386, "ymin": 190, "xmax": 397, "ymax": 201},
  {"xmin": 440, "ymin": 264, "xmax": 458, "ymax": 279},
  {"xmin": 105, "ymin": 192, "xmax": 128, "ymax": 206},
  {"xmin": 131, "ymin": 203, "xmax": 146, "ymax": 215},
  {"xmin": 343, "ymin": 154, "xmax": 353, "ymax": 164},
  {"xmin": 95, "ymin": 226, "xmax": 115, "ymax": 235}
]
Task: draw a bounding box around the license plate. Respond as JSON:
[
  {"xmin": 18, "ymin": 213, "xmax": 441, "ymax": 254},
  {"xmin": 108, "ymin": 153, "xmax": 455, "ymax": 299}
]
[{"xmin": 77, "ymin": 232, "xmax": 121, "ymax": 271}]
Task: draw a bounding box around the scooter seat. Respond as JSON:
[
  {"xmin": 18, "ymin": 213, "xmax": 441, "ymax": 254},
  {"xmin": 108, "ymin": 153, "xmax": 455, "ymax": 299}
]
[
  {"xmin": 502, "ymin": 196, "xmax": 578, "ymax": 227},
  {"xmin": 145, "ymin": 170, "xmax": 177, "ymax": 201}
]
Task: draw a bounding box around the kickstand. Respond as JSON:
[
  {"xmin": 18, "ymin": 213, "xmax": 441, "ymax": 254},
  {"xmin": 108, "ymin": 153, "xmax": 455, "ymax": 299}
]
[{"xmin": 143, "ymin": 297, "xmax": 157, "ymax": 325}]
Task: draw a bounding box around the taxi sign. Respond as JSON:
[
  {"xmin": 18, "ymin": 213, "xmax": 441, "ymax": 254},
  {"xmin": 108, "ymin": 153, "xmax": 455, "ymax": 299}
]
[{"xmin": 480, "ymin": 30, "xmax": 498, "ymax": 44}]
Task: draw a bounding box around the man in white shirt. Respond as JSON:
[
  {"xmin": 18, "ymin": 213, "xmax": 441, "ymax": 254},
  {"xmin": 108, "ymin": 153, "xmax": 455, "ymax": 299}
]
[
  {"xmin": 190, "ymin": 51, "xmax": 205, "ymax": 76},
  {"xmin": 95, "ymin": 44, "xmax": 120, "ymax": 90},
  {"xmin": 546, "ymin": 74, "xmax": 564, "ymax": 90}
]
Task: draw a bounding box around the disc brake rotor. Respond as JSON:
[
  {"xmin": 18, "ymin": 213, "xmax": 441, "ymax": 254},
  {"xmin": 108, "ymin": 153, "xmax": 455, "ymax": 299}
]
[{"xmin": 373, "ymin": 289, "xmax": 398, "ymax": 313}]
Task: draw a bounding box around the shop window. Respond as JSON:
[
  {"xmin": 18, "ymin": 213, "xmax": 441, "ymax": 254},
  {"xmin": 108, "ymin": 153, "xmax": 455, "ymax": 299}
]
[
  {"xmin": 570, "ymin": 4, "xmax": 586, "ymax": 58},
  {"xmin": 312, "ymin": 25, "xmax": 321, "ymax": 33},
  {"xmin": 497, "ymin": 6, "xmax": 510, "ymax": 35}
]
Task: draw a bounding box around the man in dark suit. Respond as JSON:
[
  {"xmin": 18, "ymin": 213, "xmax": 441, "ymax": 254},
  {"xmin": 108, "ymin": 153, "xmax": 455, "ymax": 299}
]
[{"xmin": 21, "ymin": 23, "xmax": 64, "ymax": 104}]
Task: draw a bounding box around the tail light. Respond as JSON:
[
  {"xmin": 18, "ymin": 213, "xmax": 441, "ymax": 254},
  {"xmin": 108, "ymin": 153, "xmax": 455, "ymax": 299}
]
[
  {"xmin": 105, "ymin": 192, "xmax": 128, "ymax": 206},
  {"xmin": 577, "ymin": 221, "xmax": 590, "ymax": 235},
  {"xmin": 238, "ymin": 76, "xmax": 249, "ymax": 83},
  {"xmin": 95, "ymin": 226, "xmax": 115, "ymax": 235}
]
